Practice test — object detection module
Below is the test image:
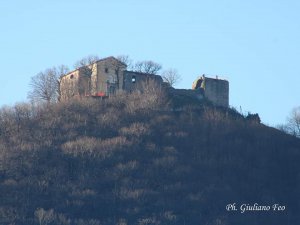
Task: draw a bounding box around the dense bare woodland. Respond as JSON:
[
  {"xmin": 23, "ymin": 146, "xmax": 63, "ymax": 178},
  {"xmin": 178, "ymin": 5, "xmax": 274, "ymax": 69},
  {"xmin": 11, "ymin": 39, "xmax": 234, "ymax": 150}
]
[{"xmin": 0, "ymin": 89, "xmax": 300, "ymax": 225}]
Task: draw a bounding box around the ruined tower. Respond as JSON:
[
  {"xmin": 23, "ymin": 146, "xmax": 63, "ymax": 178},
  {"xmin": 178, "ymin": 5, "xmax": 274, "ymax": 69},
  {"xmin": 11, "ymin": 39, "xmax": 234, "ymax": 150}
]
[{"xmin": 192, "ymin": 75, "xmax": 229, "ymax": 107}]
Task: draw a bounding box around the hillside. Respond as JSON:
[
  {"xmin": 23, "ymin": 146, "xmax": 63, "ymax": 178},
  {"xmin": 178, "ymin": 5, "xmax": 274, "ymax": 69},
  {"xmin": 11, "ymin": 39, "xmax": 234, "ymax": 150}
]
[{"xmin": 0, "ymin": 91, "xmax": 300, "ymax": 225}]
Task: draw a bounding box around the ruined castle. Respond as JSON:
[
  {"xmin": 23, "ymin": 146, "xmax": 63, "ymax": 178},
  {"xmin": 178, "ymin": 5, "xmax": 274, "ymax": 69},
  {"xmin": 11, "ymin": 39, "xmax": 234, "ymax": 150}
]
[
  {"xmin": 191, "ymin": 75, "xmax": 229, "ymax": 107},
  {"xmin": 59, "ymin": 56, "xmax": 229, "ymax": 107}
]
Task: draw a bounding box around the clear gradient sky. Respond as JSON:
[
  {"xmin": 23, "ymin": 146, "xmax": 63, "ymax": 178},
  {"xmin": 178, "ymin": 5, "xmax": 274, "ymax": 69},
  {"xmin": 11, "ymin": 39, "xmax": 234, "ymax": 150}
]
[{"xmin": 1, "ymin": 0, "xmax": 300, "ymax": 126}]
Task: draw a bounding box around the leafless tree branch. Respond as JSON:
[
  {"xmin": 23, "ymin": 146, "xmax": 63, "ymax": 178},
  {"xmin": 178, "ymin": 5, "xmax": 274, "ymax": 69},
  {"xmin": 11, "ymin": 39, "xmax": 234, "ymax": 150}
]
[
  {"xmin": 28, "ymin": 66, "xmax": 69, "ymax": 104},
  {"xmin": 133, "ymin": 60, "xmax": 162, "ymax": 75},
  {"xmin": 162, "ymin": 68, "xmax": 181, "ymax": 87}
]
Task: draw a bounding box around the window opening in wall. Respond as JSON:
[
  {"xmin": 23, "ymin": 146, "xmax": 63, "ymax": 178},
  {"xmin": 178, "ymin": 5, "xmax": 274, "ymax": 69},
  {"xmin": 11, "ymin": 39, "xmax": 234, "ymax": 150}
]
[
  {"xmin": 132, "ymin": 75, "xmax": 136, "ymax": 83},
  {"xmin": 70, "ymin": 74, "xmax": 74, "ymax": 79},
  {"xmin": 105, "ymin": 68, "xmax": 109, "ymax": 73}
]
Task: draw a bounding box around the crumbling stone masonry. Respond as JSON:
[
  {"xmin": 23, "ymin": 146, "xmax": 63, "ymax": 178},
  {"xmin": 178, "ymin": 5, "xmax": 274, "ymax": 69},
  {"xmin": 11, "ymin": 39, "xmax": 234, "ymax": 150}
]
[
  {"xmin": 192, "ymin": 75, "xmax": 229, "ymax": 107},
  {"xmin": 59, "ymin": 56, "xmax": 229, "ymax": 107},
  {"xmin": 59, "ymin": 57, "xmax": 163, "ymax": 101}
]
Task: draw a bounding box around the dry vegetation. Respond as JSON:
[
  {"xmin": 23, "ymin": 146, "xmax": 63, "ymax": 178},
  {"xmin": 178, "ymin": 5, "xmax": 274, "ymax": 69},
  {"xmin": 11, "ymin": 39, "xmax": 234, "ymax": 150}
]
[{"xmin": 0, "ymin": 89, "xmax": 300, "ymax": 225}]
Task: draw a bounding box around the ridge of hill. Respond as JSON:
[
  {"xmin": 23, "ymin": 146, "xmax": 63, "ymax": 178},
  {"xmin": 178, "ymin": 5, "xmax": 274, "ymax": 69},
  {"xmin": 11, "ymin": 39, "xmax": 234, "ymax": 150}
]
[{"xmin": 0, "ymin": 91, "xmax": 299, "ymax": 225}]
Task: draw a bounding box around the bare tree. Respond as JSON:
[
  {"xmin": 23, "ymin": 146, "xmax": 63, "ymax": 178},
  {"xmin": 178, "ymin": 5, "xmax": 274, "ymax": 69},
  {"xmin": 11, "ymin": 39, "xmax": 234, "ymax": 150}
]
[
  {"xmin": 74, "ymin": 55, "xmax": 100, "ymax": 68},
  {"xmin": 28, "ymin": 66, "xmax": 69, "ymax": 104},
  {"xmin": 116, "ymin": 55, "xmax": 133, "ymax": 70},
  {"xmin": 74, "ymin": 55, "xmax": 99, "ymax": 76},
  {"xmin": 278, "ymin": 107, "xmax": 300, "ymax": 138},
  {"xmin": 57, "ymin": 65, "xmax": 70, "ymax": 78},
  {"xmin": 286, "ymin": 107, "xmax": 300, "ymax": 137},
  {"xmin": 133, "ymin": 60, "xmax": 162, "ymax": 75},
  {"xmin": 162, "ymin": 68, "xmax": 181, "ymax": 87}
]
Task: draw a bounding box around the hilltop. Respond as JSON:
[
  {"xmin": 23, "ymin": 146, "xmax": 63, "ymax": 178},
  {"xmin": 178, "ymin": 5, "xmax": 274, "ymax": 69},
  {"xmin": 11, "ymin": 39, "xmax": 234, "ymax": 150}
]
[{"xmin": 0, "ymin": 90, "xmax": 299, "ymax": 225}]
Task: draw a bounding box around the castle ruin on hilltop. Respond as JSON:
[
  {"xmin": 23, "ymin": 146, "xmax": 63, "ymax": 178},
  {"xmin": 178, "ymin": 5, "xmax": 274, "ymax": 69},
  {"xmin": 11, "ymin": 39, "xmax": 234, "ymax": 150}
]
[
  {"xmin": 191, "ymin": 75, "xmax": 229, "ymax": 107},
  {"xmin": 59, "ymin": 56, "xmax": 229, "ymax": 107}
]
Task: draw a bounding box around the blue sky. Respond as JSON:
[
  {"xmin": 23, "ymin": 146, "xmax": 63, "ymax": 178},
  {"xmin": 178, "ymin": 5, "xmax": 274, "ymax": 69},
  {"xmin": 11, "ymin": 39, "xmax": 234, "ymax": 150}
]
[{"xmin": 1, "ymin": 0, "xmax": 300, "ymax": 126}]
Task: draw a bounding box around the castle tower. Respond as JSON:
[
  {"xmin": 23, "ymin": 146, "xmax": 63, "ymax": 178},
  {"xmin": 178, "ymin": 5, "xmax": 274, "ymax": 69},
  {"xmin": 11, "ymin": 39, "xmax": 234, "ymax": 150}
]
[{"xmin": 192, "ymin": 75, "xmax": 229, "ymax": 107}]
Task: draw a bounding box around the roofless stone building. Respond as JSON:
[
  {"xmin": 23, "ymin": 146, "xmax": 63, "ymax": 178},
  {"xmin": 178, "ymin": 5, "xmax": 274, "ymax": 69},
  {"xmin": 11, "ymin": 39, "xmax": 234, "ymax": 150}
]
[
  {"xmin": 59, "ymin": 56, "xmax": 163, "ymax": 101},
  {"xmin": 191, "ymin": 75, "xmax": 229, "ymax": 107},
  {"xmin": 59, "ymin": 56, "xmax": 229, "ymax": 107}
]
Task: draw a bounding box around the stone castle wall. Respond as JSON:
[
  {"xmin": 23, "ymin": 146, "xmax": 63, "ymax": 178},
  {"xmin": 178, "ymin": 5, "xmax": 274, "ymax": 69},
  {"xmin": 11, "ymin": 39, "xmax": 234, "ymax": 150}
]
[
  {"xmin": 59, "ymin": 57, "xmax": 229, "ymax": 107},
  {"xmin": 191, "ymin": 76, "xmax": 229, "ymax": 107},
  {"xmin": 204, "ymin": 78, "xmax": 229, "ymax": 107},
  {"xmin": 123, "ymin": 71, "xmax": 163, "ymax": 93},
  {"xmin": 59, "ymin": 70, "xmax": 81, "ymax": 101}
]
